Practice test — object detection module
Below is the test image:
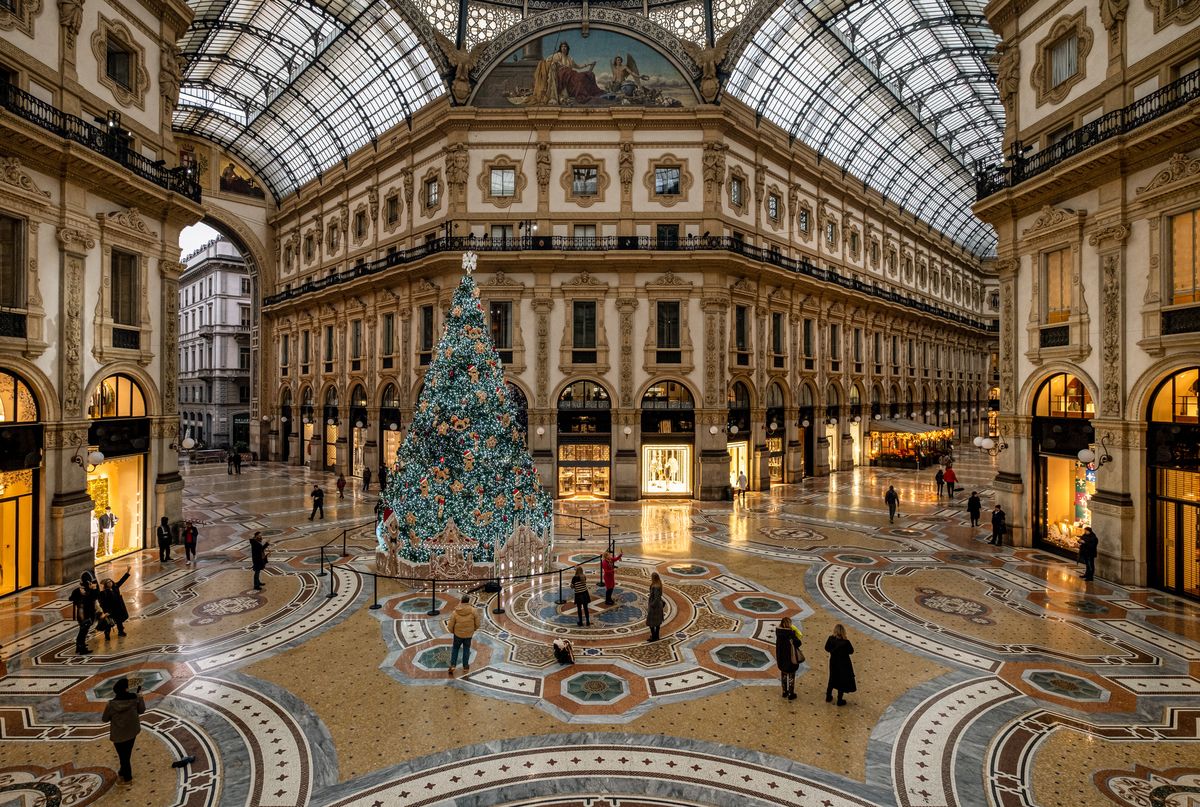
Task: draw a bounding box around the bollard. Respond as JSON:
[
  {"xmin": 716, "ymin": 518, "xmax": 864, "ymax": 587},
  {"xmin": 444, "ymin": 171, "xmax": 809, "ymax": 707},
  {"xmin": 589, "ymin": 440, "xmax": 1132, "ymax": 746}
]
[
  {"xmin": 492, "ymin": 577, "xmax": 505, "ymax": 615},
  {"xmin": 326, "ymin": 563, "xmax": 336, "ymax": 598},
  {"xmin": 317, "ymin": 547, "xmax": 327, "ymax": 577},
  {"xmin": 556, "ymin": 568, "xmax": 566, "ymax": 605},
  {"xmin": 427, "ymin": 579, "xmax": 440, "ymax": 616},
  {"xmin": 368, "ymin": 573, "xmax": 381, "ymax": 610},
  {"xmin": 578, "ymin": 519, "xmax": 584, "ymax": 541}
]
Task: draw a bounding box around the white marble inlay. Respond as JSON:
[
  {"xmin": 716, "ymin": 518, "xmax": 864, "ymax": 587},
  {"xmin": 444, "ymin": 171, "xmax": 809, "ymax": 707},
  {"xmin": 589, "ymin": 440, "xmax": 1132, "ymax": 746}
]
[
  {"xmin": 0, "ymin": 675, "xmax": 83, "ymax": 694},
  {"xmin": 1105, "ymin": 620, "xmax": 1200, "ymax": 660},
  {"xmin": 1111, "ymin": 676, "xmax": 1200, "ymax": 694}
]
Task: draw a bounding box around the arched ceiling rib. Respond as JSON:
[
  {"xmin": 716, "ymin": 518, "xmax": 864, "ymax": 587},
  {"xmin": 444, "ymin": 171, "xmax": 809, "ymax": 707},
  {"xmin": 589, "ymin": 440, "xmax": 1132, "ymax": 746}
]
[
  {"xmin": 174, "ymin": 0, "xmax": 444, "ymax": 199},
  {"xmin": 726, "ymin": 0, "xmax": 1002, "ymax": 257}
]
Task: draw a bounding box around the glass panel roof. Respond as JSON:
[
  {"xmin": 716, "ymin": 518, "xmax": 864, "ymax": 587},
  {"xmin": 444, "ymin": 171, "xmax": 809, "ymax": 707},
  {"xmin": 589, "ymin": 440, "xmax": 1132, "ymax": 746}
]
[
  {"xmin": 175, "ymin": 0, "xmax": 444, "ymax": 198},
  {"xmin": 727, "ymin": 0, "xmax": 1001, "ymax": 256}
]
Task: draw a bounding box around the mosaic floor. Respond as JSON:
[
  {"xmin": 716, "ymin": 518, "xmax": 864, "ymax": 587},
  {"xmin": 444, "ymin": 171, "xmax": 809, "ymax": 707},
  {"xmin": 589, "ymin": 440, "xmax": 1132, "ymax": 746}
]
[{"xmin": 2, "ymin": 452, "xmax": 1199, "ymax": 807}]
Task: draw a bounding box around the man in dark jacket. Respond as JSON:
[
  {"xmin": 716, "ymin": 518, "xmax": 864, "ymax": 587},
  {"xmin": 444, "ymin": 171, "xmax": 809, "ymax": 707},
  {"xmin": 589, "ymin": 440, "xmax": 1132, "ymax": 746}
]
[
  {"xmin": 884, "ymin": 486, "xmax": 900, "ymax": 523},
  {"xmin": 103, "ymin": 677, "xmax": 145, "ymax": 784},
  {"xmin": 309, "ymin": 485, "xmax": 325, "ymax": 520},
  {"xmin": 69, "ymin": 571, "xmax": 100, "ymax": 654},
  {"xmin": 1079, "ymin": 527, "xmax": 1099, "ymax": 581},
  {"xmin": 990, "ymin": 505, "xmax": 1007, "ymax": 545},
  {"xmin": 156, "ymin": 516, "xmax": 172, "ymax": 562},
  {"xmin": 362, "ymin": 466, "xmax": 372, "ymax": 491},
  {"xmin": 250, "ymin": 531, "xmax": 269, "ymax": 590},
  {"xmin": 966, "ymin": 492, "xmax": 983, "ymax": 528}
]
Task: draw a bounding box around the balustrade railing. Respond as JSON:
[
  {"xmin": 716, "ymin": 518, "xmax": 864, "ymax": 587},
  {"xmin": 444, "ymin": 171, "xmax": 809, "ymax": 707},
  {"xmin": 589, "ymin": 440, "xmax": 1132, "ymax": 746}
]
[
  {"xmin": 976, "ymin": 68, "xmax": 1200, "ymax": 200},
  {"xmin": 0, "ymin": 84, "xmax": 202, "ymax": 202}
]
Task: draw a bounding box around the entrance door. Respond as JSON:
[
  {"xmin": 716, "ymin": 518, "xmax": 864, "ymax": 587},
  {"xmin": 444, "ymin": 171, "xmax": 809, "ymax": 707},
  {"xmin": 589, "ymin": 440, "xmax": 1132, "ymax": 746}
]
[
  {"xmin": 0, "ymin": 481, "xmax": 34, "ymax": 596},
  {"xmin": 558, "ymin": 442, "xmax": 610, "ymax": 498},
  {"xmin": 1153, "ymin": 467, "xmax": 1200, "ymax": 599}
]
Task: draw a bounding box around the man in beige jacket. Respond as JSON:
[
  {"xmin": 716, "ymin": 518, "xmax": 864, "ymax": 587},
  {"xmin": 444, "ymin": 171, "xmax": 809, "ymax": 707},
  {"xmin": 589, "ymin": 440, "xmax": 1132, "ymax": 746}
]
[{"xmin": 446, "ymin": 594, "xmax": 480, "ymax": 676}]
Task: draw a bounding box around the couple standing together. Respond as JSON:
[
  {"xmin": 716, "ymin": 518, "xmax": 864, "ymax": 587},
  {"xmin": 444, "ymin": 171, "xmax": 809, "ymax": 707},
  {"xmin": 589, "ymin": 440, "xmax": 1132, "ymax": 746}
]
[{"xmin": 775, "ymin": 618, "xmax": 857, "ymax": 705}]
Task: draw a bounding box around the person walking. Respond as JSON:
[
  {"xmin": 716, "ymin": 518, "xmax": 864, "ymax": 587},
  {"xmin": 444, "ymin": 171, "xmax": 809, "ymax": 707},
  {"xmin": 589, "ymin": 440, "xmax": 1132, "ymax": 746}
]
[
  {"xmin": 884, "ymin": 485, "xmax": 900, "ymax": 523},
  {"xmin": 571, "ymin": 566, "xmax": 592, "ymax": 626},
  {"xmin": 250, "ymin": 531, "xmax": 269, "ymax": 590},
  {"xmin": 824, "ymin": 623, "xmax": 856, "ymax": 706},
  {"xmin": 98, "ymin": 570, "xmax": 131, "ymax": 639},
  {"xmin": 600, "ymin": 549, "xmax": 623, "ymax": 605},
  {"xmin": 943, "ymin": 465, "xmax": 959, "ymax": 498},
  {"xmin": 182, "ymin": 521, "xmax": 199, "ymax": 564},
  {"xmin": 736, "ymin": 470, "xmax": 748, "ymax": 503},
  {"xmin": 69, "ymin": 571, "xmax": 101, "ymax": 655},
  {"xmin": 362, "ymin": 466, "xmax": 372, "ymax": 492},
  {"xmin": 309, "ymin": 485, "xmax": 325, "ymax": 520},
  {"xmin": 1078, "ymin": 526, "xmax": 1099, "ymax": 581},
  {"xmin": 233, "ymin": 451, "xmax": 242, "ymax": 474},
  {"xmin": 990, "ymin": 504, "xmax": 1007, "ymax": 545},
  {"xmin": 102, "ymin": 677, "xmax": 145, "ymax": 786},
  {"xmin": 156, "ymin": 516, "xmax": 173, "ymax": 562},
  {"xmin": 446, "ymin": 594, "xmax": 479, "ymax": 676},
  {"xmin": 646, "ymin": 572, "xmax": 665, "ymax": 641},
  {"xmin": 967, "ymin": 492, "xmax": 982, "ymax": 528},
  {"xmin": 336, "ymin": 474, "xmax": 347, "ymax": 499},
  {"xmin": 775, "ymin": 616, "xmax": 803, "ymax": 701},
  {"xmin": 935, "ymin": 468, "xmax": 945, "ymax": 498}
]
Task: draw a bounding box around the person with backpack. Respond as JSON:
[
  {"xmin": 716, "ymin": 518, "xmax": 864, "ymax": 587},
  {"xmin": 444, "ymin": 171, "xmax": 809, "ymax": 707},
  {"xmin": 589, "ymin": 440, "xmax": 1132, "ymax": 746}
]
[
  {"xmin": 156, "ymin": 516, "xmax": 172, "ymax": 562},
  {"xmin": 775, "ymin": 616, "xmax": 803, "ymax": 701},
  {"xmin": 884, "ymin": 485, "xmax": 900, "ymax": 523},
  {"xmin": 98, "ymin": 570, "xmax": 131, "ymax": 640},
  {"xmin": 571, "ymin": 566, "xmax": 592, "ymax": 626},
  {"xmin": 446, "ymin": 594, "xmax": 480, "ymax": 676}
]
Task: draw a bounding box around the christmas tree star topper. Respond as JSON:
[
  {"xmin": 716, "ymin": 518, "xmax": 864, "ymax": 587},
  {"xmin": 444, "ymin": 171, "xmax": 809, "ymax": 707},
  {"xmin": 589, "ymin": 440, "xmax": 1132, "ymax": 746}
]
[{"xmin": 462, "ymin": 251, "xmax": 477, "ymax": 275}]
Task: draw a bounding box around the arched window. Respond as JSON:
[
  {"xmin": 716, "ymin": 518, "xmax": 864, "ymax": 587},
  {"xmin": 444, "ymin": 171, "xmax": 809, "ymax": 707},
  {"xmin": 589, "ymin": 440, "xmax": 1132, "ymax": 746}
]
[
  {"xmin": 1148, "ymin": 367, "xmax": 1199, "ymax": 423},
  {"xmin": 558, "ymin": 380, "xmax": 611, "ymax": 435},
  {"xmin": 0, "ymin": 369, "xmax": 39, "ymax": 423},
  {"xmin": 1033, "ymin": 373, "xmax": 1093, "ymax": 419},
  {"xmin": 825, "ymin": 384, "xmax": 840, "ymax": 410},
  {"xmin": 324, "ymin": 386, "xmax": 339, "ymax": 408},
  {"xmin": 87, "ymin": 374, "xmax": 145, "ymax": 419},
  {"xmin": 506, "ymin": 383, "xmax": 529, "ymax": 435},
  {"xmin": 765, "ymin": 382, "xmax": 785, "ymax": 409},
  {"xmin": 642, "ymin": 381, "xmax": 694, "ymax": 409},
  {"xmin": 301, "ymin": 386, "xmax": 314, "ymax": 407},
  {"xmin": 798, "ymin": 384, "xmax": 814, "ymax": 408},
  {"xmin": 728, "ymin": 381, "xmax": 751, "ymax": 434},
  {"xmin": 558, "ymin": 380, "xmax": 611, "ymax": 409},
  {"xmin": 380, "ymin": 383, "xmax": 400, "ymax": 408},
  {"xmin": 350, "ymin": 385, "xmax": 367, "ymax": 408},
  {"xmin": 728, "ymin": 381, "xmax": 751, "ymax": 410},
  {"xmin": 280, "ymin": 388, "xmax": 292, "ymax": 407}
]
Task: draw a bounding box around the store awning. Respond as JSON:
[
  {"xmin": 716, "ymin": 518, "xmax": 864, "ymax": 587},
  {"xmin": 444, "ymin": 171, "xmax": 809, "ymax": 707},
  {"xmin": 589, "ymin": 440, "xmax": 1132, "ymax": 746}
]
[{"xmin": 870, "ymin": 419, "xmax": 944, "ymax": 434}]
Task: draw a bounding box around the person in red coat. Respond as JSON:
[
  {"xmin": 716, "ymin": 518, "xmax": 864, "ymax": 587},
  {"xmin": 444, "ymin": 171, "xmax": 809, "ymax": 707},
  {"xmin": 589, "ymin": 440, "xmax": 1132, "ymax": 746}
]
[
  {"xmin": 942, "ymin": 465, "xmax": 959, "ymax": 498},
  {"xmin": 600, "ymin": 549, "xmax": 623, "ymax": 605}
]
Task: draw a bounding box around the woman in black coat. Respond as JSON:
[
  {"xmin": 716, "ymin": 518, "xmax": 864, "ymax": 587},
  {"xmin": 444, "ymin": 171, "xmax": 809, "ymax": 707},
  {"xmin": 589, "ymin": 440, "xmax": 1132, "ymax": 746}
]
[
  {"xmin": 646, "ymin": 572, "xmax": 665, "ymax": 642},
  {"xmin": 99, "ymin": 570, "xmax": 131, "ymax": 639},
  {"xmin": 824, "ymin": 623, "xmax": 856, "ymax": 705},
  {"xmin": 775, "ymin": 616, "xmax": 802, "ymax": 700}
]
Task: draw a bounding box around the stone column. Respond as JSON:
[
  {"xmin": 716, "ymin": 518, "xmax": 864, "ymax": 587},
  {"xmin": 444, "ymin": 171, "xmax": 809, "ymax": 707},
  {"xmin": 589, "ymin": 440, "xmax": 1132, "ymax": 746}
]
[
  {"xmin": 529, "ymin": 409, "xmax": 555, "ymax": 496},
  {"xmin": 994, "ymin": 262, "xmax": 1027, "ymax": 545},
  {"xmin": 785, "ymin": 406, "xmax": 802, "ymax": 482},
  {"xmin": 814, "ymin": 407, "xmax": 830, "ymax": 476},
  {"xmin": 44, "ymin": 423, "xmax": 95, "ymax": 584},
  {"xmin": 751, "ymin": 406, "xmax": 770, "ymax": 490},
  {"xmin": 613, "ymin": 409, "xmax": 639, "ymax": 501},
  {"xmin": 1088, "ymin": 420, "xmax": 1144, "ymax": 585},
  {"xmin": 696, "ymin": 409, "xmax": 729, "ymax": 501}
]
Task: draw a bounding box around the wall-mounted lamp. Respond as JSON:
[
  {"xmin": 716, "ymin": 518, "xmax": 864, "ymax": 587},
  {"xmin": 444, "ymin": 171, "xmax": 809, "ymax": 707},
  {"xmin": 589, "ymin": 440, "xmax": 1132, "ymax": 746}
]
[
  {"xmin": 262, "ymin": 415, "xmax": 271, "ymax": 422},
  {"xmin": 973, "ymin": 435, "xmax": 1007, "ymax": 456},
  {"xmin": 769, "ymin": 421, "xmax": 779, "ymax": 431},
  {"xmin": 389, "ymin": 422, "xmax": 399, "ymax": 431},
  {"xmin": 1078, "ymin": 438, "xmax": 1113, "ymax": 468},
  {"xmin": 355, "ymin": 420, "xmax": 365, "ymax": 429},
  {"xmin": 873, "ymin": 413, "xmax": 882, "ymax": 420},
  {"xmin": 801, "ymin": 419, "xmax": 810, "ymax": 428},
  {"xmin": 851, "ymin": 416, "xmax": 861, "ymax": 424},
  {"xmin": 169, "ymin": 436, "xmax": 197, "ymax": 452},
  {"xmin": 709, "ymin": 424, "xmax": 719, "ymax": 435},
  {"xmin": 828, "ymin": 417, "xmax": 838, "ymax": 426},
  {"xmin": 281, "ymin": 416, "xmax": 288, "ymax": 424},
  {"xmin": 535, "ymin": 426, "xmax": 546, "ymax": 437},
  {"xmin": 326, "ymin": 418, "xmax": 336, "ymax": 426},
  {"xmin": 729, "ymin": 424, "xmax": 739, "ymax": 435},
  {"xmin": 72, "ymin": 444, "xmax": 106, "ymax": 472},
  {"xmin": 623, "ymin": 425, "xmax": 633, "ymax": 436}
]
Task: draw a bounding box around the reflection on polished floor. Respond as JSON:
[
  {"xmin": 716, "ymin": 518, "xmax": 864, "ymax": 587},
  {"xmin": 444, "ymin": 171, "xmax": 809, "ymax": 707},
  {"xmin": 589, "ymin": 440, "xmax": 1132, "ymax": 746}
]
[{"xmin": 2, "ymin": 452, "xmax": 1199, "ymax": 807}]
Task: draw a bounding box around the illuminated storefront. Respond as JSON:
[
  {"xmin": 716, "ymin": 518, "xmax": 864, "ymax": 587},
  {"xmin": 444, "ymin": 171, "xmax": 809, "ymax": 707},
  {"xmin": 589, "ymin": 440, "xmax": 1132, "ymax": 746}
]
[
  {"xmin": 379, "ymin": 383, "xmax": 402, "ymax": 470},
  {"xmin": 349, "ymin": 384, "xmax": 368, "ymax": 479},
  {"xmin": 825, "ymin": 384, "xmax": 840, "ymax": 470},
  {"xmin": 727, "ymin": 381, "xmax": 750, "ymax": 489},
  {"xmin": 86, "ymin": 374, "xmax": 149, "ymax": 563},
  {"xmin": 322, "ymin": 386, "xmax": 338, "ymax": 472},
  {"xmin": 279, "ymin": 389, "xmax": 292, "ymax": 463},
  {"xmin": 300, "ymin": 386, "xmax": 315, "ymax": 465},
  {"xmin": 1147, "ymin": 367, "xmax": 1200, "ymax": 600},
  {"xmin": 765, "ymin": 382, "xmax": 786, "ymax": 483},
  {"xmin": 0, "ymin": 369, "xmax": 41, "ymax": 597},
  {"xmin": 1030, "ymin": 373, "xmax": 1095, "ymax": 555},
  {"xmin": 557, "ymin": 380, "xmax": 611, "ymax": 498},
  {"xmin": 641, "ymin": 381, "xmax": 695, "ymax": 496}
]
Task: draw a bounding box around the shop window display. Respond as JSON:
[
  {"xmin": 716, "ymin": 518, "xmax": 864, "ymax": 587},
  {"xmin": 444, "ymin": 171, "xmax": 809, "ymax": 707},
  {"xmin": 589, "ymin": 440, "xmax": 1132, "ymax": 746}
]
[
  {"xmin": 0, "ymin": 469, "xmax": 35, "ymax": 596},
  {"xmin": 643, "ymin": 445, "xmax": 690, "ymax": 495},
  {"xmin": 1147, "ymin": 367, "xmax": 1200, "ymax": 599},
  {"xmin": 87, "ymin": 455, "xmax": 144, "ymax": 562},
  {"xmin": 728, "ymin": 440, "xmax": 748, "ymax": 488}
]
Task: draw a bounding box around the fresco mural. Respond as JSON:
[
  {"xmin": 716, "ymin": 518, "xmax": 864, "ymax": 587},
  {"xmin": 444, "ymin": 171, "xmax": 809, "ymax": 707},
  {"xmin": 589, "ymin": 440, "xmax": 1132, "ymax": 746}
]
[
  {"xmin": 475, "ymin": 28, "xmax": 695, "ymax": 108},
  {"xmin": 219, "ymin": 159, "xmax": 265, "ymax": 198}
]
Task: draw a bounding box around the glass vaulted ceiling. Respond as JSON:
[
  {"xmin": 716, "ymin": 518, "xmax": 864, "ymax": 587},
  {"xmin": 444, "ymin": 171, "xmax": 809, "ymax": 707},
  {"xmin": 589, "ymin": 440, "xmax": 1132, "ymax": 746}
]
[
  {"xmin": 172, "ymin": 0, "xmax": 1002, "ymax": 256},
  {"xmin": 174, "ymin": 0, "xmax": 444, "ymax": 196}
]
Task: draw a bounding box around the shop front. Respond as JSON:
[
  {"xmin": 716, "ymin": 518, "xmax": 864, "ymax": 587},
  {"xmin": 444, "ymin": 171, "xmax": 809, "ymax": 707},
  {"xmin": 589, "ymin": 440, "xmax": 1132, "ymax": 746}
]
[
  {"xmin": 349, "ymin": 385, "xmax": 368, "ymax": 479},
  {"xmin": 379, "ymin": 383, "xmax": 402, "ymax": 471},
  {"xmin": 1147, "ymin": 367, "xmax": 1200, "ymax": 600},
  {"xmin": 765, "ymin": 382, "xmax": 786, "ymax": 483},
  {"xmin": 557, "ymin": 380, "xmax": 611, "ymax": 499},
  {"xmin": 1030, "ymin": 373, "xmax": 1095, "ymax": 556},
  {"xmin": 322, "ymin": 386, "xmax": 338, "ymax": 472},
  {"xmin": 797, "ymin": 384, "xmax": 815, "ymax": 479},
  {"xmin": 641, "ymin": 381, "xmax": 695, "ymax": 496},
  {"xmin": 0, "ymin": 369, "xmax": 41, "ymax": 597},
  {"xmin": 300, "ymin": 386, "xmax": 314, "ymax": 465},
  {"xmin": 86, "ymin": 374, "xmax": 149, "ymax": 564},
  {"xmin": 825, "ymin": 385, "xmax": 840, "ymax": 471},
  {"xmin": 279, "ymin": 389, "xmax": 292, "ymax": 462},
  {"xmin": 727, "ymin": 381, "xmax": 751, "ymax": 489}
]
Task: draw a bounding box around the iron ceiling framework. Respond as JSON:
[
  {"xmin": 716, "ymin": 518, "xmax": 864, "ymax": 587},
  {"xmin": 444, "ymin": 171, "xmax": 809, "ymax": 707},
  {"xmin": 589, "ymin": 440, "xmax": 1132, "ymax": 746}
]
[{"xmin": 172, "ymin": 0, "xmax": 1002, "ymax": 258}]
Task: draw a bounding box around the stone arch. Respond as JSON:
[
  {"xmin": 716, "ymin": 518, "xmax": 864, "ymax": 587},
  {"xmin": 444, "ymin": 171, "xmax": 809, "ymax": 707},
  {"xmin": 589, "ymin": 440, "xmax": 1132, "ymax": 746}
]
[
  {"xmin": 84, "ymin": 363, "xmax": 161, "ymax": 418},
  {"xmin": 1018, "ymin": 363, "xmax": 1100, "ymax": 418},
  {"xmin": 198, "ymin": 202, "xmax": 273, "ymax": 291},
  {"xmin": 728, "ymin": 375, "xmax": 757, "ymax": 409},
  {"xmin": 554, "ymin": 376, "xmax": 614, "ymax": 405},
  {"xmin": 1128, "ymin": 356, "xmax": 1200, "ymax": 421},
  {"xmin": 765, "ymin": 378, "xmax": 789, "ymax": 408},
  {"xmin": 0, "ymin": 357, "xmax": 60, "ymax": 423},
  {"xmin": 795, "ymin": 379, "xmax": 817, "ymax": 408}
]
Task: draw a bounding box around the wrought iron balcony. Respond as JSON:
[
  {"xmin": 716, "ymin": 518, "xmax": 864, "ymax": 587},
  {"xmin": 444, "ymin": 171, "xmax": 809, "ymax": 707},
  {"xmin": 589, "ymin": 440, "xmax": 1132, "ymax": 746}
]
[
  {"xmin": 0, "ymin": 84, "xmax": 201, "ymax": 202},
  {"xmin": 265, "ymin": 235, "xmax": 995, "ymax": 333},
  {"xmin": 976, "ymin": 67, "xmax": 1200, "ymax": 200}
]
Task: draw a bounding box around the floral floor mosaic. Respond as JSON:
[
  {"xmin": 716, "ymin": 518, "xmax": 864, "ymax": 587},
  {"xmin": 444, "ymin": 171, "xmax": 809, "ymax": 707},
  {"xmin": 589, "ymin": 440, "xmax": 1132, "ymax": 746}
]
[{"xmin": 0, "ymin": 455, "xmax": 1198, "ymax": 806}]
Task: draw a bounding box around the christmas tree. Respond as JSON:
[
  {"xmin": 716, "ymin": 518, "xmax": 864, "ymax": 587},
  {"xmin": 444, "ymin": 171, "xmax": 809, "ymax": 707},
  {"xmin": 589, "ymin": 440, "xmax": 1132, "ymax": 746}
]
[{"xmin": 376, "ymin": 253, "xmax": 553, "ymax": 579}]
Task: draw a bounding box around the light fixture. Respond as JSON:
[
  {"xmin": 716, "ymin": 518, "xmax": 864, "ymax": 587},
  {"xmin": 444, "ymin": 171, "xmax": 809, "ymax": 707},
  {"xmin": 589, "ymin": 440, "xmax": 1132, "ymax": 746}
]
[
  {"xmin": 326, "ymin": 418, "xmax": 335, "ymax": 426},
  {"xmin": 1078, "ymin": 438, "xmax": 1112, "ymax": 467},
  {"xmin": 729, "ymin": 425, "xmax": 739, "ymax": 435},
  {"xmin": 281, "ymin": 416, "xmax": 288, "ymax": 424},
  {"xmin": 978, "ymin": 435, "xmax": 1007, "ymax": 456},
  {"xmin": 973, "ymin": 436, "xmax": 984, "ymax": 448},
  {"xmin": 828, "ymin": 417, "xmax": 838, "ymax": 426},
  {"xmin": 770, "ymin": 421, "xmax": 779, "ymax": 431},
  {"xmin": 623, "ymin": 425, "xmax": 633, "ymax": 436},
  {"xmin": 709, "ymin": 424, "xmax": 719, "ymax": 435},
  {"xmin": 536, "ymin": 426, "xmax": 545, "ymax": 436},
  {"xmin": 262, "ymin": 415, "xmax": 271, "ymax": 422},
  {"xmin": 851, "ymin": 416, "xmax": 860, "ymax": 424},
  {"xmin": 72, "ymin": 444, "xmax": 105, "ymax": 472},
  {"xmin": 355, "ymin": 420, "xmax": 364, "ymax": 428},
  {"xmin": 874, "ymin": 413, "xmax": 881, "ymax": 420},
  {"xmin": 801, "ymin": 419, "xmax": 810, "ymax": 428},
  {"xmin": 389, "ymin": 422, "xmax": 399, "ymax": 431},
  {"xmin": 170, "ymin": 435, "xmax": 197, "ymax": 452}
]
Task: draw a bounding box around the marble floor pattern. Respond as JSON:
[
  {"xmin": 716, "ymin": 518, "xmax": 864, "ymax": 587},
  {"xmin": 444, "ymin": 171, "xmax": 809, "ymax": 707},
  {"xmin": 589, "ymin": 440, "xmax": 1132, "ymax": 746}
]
[{"xmin": 1, "ymin": 452, "xmax": 1199, "ymax": 806}]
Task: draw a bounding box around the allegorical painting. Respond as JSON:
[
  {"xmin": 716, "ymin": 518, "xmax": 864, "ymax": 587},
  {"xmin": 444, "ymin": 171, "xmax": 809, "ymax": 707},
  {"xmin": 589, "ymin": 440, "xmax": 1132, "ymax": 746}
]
[
  {"xmin": 219, "ymin": 159, "xmax": 265, "ymax": 198},
  {"xmin": 474, "ymin": 28, "xmax": 695, "ymax": 108}
]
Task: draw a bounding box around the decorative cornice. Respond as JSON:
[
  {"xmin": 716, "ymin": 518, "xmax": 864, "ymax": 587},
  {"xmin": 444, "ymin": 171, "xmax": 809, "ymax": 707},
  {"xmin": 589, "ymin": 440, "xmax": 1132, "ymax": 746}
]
[
  {"xmin": 98, "ymin": 207, "xmax": 159, "ymax": 240},
  {"xmin": 1087, "ymin": 223, "xmax": 1130, "ymax": 247},
  {"xmin": 57, "ymin": 227, "xmax": 96, "ymax": 251},
  {"xmin": 647, "ymin": 270, "xmax": 692, "ymax": 287},
  {"xmin": 1022, "ymin": 204, "xmax": 1083, "ymax": 236},
  {"xmin": 1136, "ymin": 152, "xmax": 1200, "ymax": 195},
  {"xmin": 0, "ymin": 157, "xmax": 51, "ymax": 200}
]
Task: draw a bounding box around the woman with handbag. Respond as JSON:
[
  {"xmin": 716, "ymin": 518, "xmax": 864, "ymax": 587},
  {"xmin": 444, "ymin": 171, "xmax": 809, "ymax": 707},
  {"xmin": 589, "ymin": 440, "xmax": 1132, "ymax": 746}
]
[
  {"xmin": 775, "ymin": 616, "xmax": 803, "ymax": 700},
  {"xmin": 98, "ymin": 570, "xmax": 131, "ymax": 639},
  {"xmin": 571, "ymin": 566, "xmax": 592, "ymax": 627}
]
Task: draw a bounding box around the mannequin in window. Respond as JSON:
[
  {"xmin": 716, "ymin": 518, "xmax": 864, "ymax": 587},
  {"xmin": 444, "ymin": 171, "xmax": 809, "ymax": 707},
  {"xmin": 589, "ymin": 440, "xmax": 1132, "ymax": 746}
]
[{"xmin": 97, "ymin": 507, "xmax": 118, "ymax": 557}]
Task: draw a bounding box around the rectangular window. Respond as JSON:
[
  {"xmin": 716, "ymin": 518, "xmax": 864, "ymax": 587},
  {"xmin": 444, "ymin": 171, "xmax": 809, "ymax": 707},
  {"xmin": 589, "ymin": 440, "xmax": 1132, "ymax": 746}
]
[
  {"xmin": 490, "ymin": 224, "xmax": 514, "ymax": 243},
  {"xmin": 829, "ymin": 323, "xmax": 841, "ymax": 370},
  {"xmin": 735, "ymin": 305, "xmax": 749, "ymax": 351},
  {"xmin": 106, "ymin": 38, "xmax": 132, "ymax": 89},
  {"xmin": 0, "ymin": 214, "xmax": 25, "ymax": 308},
  {"xmin": 239, "ymin": 384, "xmax": 250, "ymax": 403},
  {"xmin": 419, "ymin": 304, "xmax": 434, "ymax": 365},
  {"xmin": 799, "ymin": 209, "xmax": 810, "ymax": 233},
  {"xmin": 1050, "ymin": 31, "xmax": 1078, "ymax": 87},
  {"xmin": 281, "ymin": 334, "xmax": 290, "ymax": 368},
  {"xmin": 304, "ymin": 235, "xmax": 314, "ymax": 260},
  {"xmin": 853, "ymin": 328, "xmax": 863, "ymax": 363},
  {"xmin": 382, "ymin": 313, "xmax": 395, "ymax": 356},
  {"xmin": 771, "ymin": 311, "xmax": 784, "ymax": 368},
  {"xmin": 730, "ymin": 177, "xmax": 743, "ymax": 207},
  {"xmin": 826, "ymin": 222, "xmax": 837, "ymax": 245},
  {"xmin": 111, "ymin": 249, "xmax": 139, "ymax": 326},
  {"xmin": 654, "ymin": 166, "xmax": 681, "ymax": 196},
  {"xmin": 351, "ymin": 320, "xmax": 362, "ymax": 359},
  {"xmin": 240, "ymin": 277, "xmax": 251, "ymax": 294},
  {"xmin": 803, "ymin": 318, "xmax": 814, "ymax": 369},
  {"xmin": 572, "ymin": 166, "xmax": 598, "ymax": 196},
  {"xmin": 301, "ymin": 330, "xmax": 310, "ymax": 365},
  {"xmin": 425, "ymin": 178, "xmax": 439, "ymax": 208},
  {"xmin": 490, "ymin": 300, "xmax": 513, "ymax": 350},
  {"xmin": 490, "ymin": 167, "xmax": 515, "ymax": 197},
  {"xmin": 656, "ymin": 300, "xmax": 681, "ymax": 349},
  {"xmin": 386, "ymin": 195, "xmax": 400, "ymax": 224},
  {"xmin": 572, "ymin": 300, "xmax": 597, "ymax": 363},
  {"xmin": 239, "ymin": 346, "xmax": 250, "ymax": 371},
  {"xmin": 324, "ymin": 325, "xmax": 334, "ymax": 360},
  {"xmin": 656, "ymin": 224, "xmax": 679, "ymax": 248},
  {"xmin": 239, "ymin": 305, "xmax": 251, "ymax": 327},
  {"xmin": 1170, "ymin": 208, "xmax": 1199, "ymax": 305},
  {"xmin": 1044, "ymin": 247, "xmax": 1073, "ymax": 323},
  {"xmin": 768, "ymin": 194, "xmax": 780, "ymax": 221},
  {"xmin": 353, "ymin": 210, "xmax": 367, "ymax": 239}
]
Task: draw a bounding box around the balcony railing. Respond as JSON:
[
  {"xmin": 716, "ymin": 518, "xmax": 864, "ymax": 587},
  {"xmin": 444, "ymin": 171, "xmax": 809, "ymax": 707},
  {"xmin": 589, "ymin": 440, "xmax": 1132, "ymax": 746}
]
[
  {"xmin": 976, "ymin": 68, "xmax": 1200, "ymax": 200},
  {"xmin": 266, "ymin": 235, "xmax": 994, "ymax": 333},
  {"xmin": 0, "ymin": 84, "xmax": 201, "ymax": 202}
]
